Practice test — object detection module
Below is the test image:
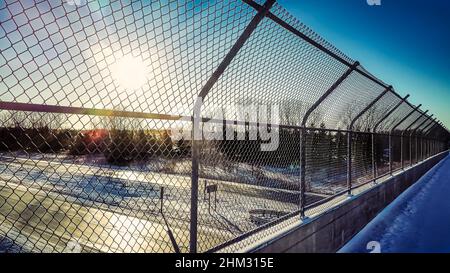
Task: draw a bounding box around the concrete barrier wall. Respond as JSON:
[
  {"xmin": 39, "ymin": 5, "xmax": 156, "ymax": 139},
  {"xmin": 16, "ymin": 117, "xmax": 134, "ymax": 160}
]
[{"xmin": 252, "ymin": 151, "xmax": 449, "ymax": 253}]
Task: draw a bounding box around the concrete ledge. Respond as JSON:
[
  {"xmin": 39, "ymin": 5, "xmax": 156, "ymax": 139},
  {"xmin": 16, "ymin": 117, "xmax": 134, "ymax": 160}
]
[{"xmin": 252, "ymin": 151, "xmax": 449, "ymax": 253}]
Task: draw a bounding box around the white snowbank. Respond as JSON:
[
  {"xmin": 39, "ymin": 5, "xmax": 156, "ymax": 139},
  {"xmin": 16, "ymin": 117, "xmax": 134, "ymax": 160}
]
[{"xmin": 339, "ymin": 154, "xmax": 450, "ymax": 253}]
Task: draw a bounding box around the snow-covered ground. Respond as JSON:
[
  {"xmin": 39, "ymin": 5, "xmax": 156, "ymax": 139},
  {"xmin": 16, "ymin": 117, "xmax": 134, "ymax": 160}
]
[
  {"xmin": 0, "ymin": 151, "xmax": 349, "ymax": 194},
  {"xmin": 0, "ymin": 151, "xmax": 372, "ymax": 252},
  {"xmin": 0, "ymin": 153, "xmax": 303, "ymax": 253},
  {"xmin": 340, "ymin": 154, "xmax": 450, "ymax": 253}
]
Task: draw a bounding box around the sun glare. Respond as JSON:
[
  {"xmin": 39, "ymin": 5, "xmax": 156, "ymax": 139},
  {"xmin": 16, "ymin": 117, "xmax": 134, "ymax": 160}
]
[{"xmin": 111, "ymin": 56, "xmax": 148, "ymax": 90}]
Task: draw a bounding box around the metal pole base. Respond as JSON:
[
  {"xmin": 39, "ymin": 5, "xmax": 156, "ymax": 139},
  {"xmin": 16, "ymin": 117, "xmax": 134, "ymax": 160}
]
[{"xmin": 300, "ymin": 215, "xmax": 311, "ymax": 223}]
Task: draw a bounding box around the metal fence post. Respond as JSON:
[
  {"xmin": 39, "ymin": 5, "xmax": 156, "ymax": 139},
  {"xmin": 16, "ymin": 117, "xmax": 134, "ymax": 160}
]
[
  {"xmin": 423, "ymin": 121, "xmax": 439, "ymax": 158},
  {"xmin": 420, "ymin": 137, "xmax": 424, "ymax": 161},
  {"xmin": 410, "ymin": 133, "xmax": 413, "ymax": 166},
  {"xmin": 299, "ymin": 61, "xmax": 359, "ymax": 218},
  {"xmin": 299, "ymin": 127, "xmax": 307, "ymax": 218},
  {"xmin": 371, "ymin": 94, "xmax": 409, "ymax": 180},
  {"xmin": 389, "ymin": 104, "xmax": 422, "ymax": 174},
  {"xmin": 388, "ymin": 132, "xmax": 393, "ymax": 172},
  {"xmin": 347, "ymin": 132, "xmax": 352, "ymax": 194},
  {"xmin": 415, "ymin": 134, "xmax": 418, "ymax": 163},
  {"xmin": 429, "ymin": 139, "xmax": 432, "ymax": 156},
  {"xmin": 428, "ymin": 138, "xmax": 431, "ymax": 157},
  {"xmin": 372, "ymin": 133, "xmax": 376, "ymax": 180},
  {"xmin": 432, "ymin": 138, "xmax": 435, "ymax": 156},
  {"xmin": 428, "ymin": 138, "xmax": 430, "ymax": 157},
  {"xmin": 428, "ymin": 138, "xmax": 431, "ymax": 158},
  {"xmin": 347, "ymin": 86, "xmax": 391, "ymax": 193},
  {"xmin": 431, "ymin": 138, "xmax": 435, "ymax": 156},
  {"xmin": 430, "ymin": 140, "xmax": 432, "ymax": 156},
  {"xmin": 417, "ymin": 117, "xmax": 437, "ymax": 160},
  {"xmin": 418, "ymin": 137, "xmax": 422, "ymax": 160},
  {"xmin": 425, "ymin": 122, "xmax": 442, "ymax": 156},
  {"xmin": 189, "ymin": 0, "xmax": 276, "ymax": 253},
  {"xmin": 400, "ymin": 110, "xmax": 429, "ymax": 167},
  {"xmin": 400, "ymin": 134, "xmax": 404, "ymax": 168}
]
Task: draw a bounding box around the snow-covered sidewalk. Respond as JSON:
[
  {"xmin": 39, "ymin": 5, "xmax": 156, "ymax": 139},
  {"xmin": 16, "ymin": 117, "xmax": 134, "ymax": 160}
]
[{"xmin": 340, "ymin": 153, "xmax": 450, "ymax": 253}]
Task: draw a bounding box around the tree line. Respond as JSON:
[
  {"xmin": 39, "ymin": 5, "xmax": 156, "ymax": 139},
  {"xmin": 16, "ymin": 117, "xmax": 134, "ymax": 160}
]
[
  {"xmin": 0, "ymin": 111, "xmax": 397, "ymax": 171},
  {"xmin": 0, "ymin": 112, "xmax": 191, "ymax": 166}
]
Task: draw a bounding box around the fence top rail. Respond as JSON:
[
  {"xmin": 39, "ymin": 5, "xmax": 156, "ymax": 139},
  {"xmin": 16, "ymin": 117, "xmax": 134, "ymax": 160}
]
[
  {"xmin": 2, "ymin": 101, "xmax": 442, "ymax": 139},
  {"xmin": 0, "ymin": 101, "xmax": 186, "ymax": 121}
]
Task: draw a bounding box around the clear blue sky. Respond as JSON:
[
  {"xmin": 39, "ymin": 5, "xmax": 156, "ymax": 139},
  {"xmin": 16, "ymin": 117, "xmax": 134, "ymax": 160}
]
[{"xmin": 278, "ymin": 0, "xmax": 450, "ymax": 128}]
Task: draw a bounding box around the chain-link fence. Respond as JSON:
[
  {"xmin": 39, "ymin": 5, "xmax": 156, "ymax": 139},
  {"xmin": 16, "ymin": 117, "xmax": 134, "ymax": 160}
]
[{"xmin": 0, "ymin": 0, "xmax": 449, "ymax": 253}]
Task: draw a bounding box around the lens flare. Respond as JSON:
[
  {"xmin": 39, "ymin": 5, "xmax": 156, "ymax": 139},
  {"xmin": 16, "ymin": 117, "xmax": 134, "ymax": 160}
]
[{"xmin": 111, "ymin": 56, "xmax": 148, "ymax": 90}]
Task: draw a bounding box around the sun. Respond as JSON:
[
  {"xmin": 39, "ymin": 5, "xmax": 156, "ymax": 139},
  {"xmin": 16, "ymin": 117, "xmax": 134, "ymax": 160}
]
[{"xmin": 111, "ymin": 55, "xmax": 148, "ymax": 90}]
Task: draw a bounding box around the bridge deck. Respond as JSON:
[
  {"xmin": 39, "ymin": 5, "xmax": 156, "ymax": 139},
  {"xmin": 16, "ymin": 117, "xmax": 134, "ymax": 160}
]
[{"xmin": 340, "ymin": 154, "xmax": 450, "ymax": 253}]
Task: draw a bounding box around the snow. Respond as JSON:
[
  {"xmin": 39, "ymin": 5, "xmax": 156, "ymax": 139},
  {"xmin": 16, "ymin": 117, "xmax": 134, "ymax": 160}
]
[
  {"xmin": 339, "ymin": 154, "xmax": 450, "ymax": 253},
  {"xmin": 0, "ymin": 150, "xmax": 422, "ymax": 253},
  {"xmin": 0, "ymin": 152, "xmax": 301, "ymax": 252},
  {"xmin": 0, "ymin": 236, "xmax": 28, "ymax": 253}
]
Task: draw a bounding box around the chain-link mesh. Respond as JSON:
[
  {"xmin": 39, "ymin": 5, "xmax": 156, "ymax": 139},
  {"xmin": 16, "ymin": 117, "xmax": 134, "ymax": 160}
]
[
  {"xmin": 391, "ymin": 135, "xmax": 402, "ymax": 172},
  {"xmin": 374, "ymin": 134, "xmax": 390, "ymax": 177},
  {"xmin": 352, "ymin": 132, "xmax": 373, "ymax": 187},
  {"xmin": 309, "ymin": 65, "xmax": 386, "ymax": 130},
  {"xmin": 402, "ymin": 135, "xmax": 411, "ymax": 167},
  {"xmin": 0, "ymin": 0, "xmax": 448, "ymax": 253},
  {"xmin": 0, "ymin": 109, "xmax": 196, "ymax": 252},
  {"xmin": 379, "ymin": 103, "xmax": 415, "ymax": 133},
  {"xmin": 354, "ymin": 91, "xmax": 402, "ymax": 132},
  {"xmin": 305, "ymin": 129, "xmax": 347, "ymax": 196}
]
